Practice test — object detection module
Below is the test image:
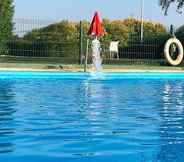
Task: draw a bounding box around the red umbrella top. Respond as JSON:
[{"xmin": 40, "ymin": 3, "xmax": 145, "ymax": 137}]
[{"xmin": 88, "ymin": 12, "xmax": 105, "ymax": 37}]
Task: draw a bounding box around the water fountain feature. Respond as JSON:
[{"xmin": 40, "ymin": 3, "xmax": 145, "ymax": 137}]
[{"xmin": 91, "ymin": 37, "xmax": 102, "ymax": 71}]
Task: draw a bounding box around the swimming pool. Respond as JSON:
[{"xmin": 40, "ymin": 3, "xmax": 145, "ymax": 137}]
[{"xmin": 0, "ymin": 72, "xmax": 184, "ymax": 162}]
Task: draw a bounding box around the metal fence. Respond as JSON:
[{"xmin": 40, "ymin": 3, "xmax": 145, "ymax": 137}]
[
  {"xmin": 0, "ymin": 18, "xmax": 175, "ymax": 65},
  {"xmin": 4, "ymin": 18, "xmax": 80, "ymax": 64},
  {"xmin": 101, "ymin": 38, "xmax": 165, "ymax": 64}
]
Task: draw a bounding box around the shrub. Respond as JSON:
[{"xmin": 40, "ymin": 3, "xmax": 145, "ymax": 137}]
[{"xmin": 0, "ymin": 0, "xmax": 14, "ymax": 55}]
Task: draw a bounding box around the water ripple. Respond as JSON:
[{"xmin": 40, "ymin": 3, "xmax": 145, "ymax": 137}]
[{"xmin": 0, "ymin": 78, "xmax": 183, "ymax": 162}]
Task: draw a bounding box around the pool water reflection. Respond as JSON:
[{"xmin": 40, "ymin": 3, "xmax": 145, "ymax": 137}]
[{"xmin": 0, "ymin": 73, "xmax": 183, "ymax": 162}]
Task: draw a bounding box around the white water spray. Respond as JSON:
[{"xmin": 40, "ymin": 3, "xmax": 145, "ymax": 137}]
[{"xmin": 91, "ymin": 38, "xmax": 102, "ymax": 72}]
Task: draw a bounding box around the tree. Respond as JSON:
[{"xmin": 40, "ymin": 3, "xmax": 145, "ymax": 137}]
[
  {"xmin": 102, "ymin": 18, "xmax": 166, "ymax": 46},
  {"xmin": 175, "ymin": 24, "xmax": 184, "ymax": 42},
  {"xmin": 0, "ymin": 0, "xmax": 14, "ymax": 54},
  {"xmin": 160, "ymin": 0, "xmax": 184, "ymax": 14},
  {"xmin": 25, "ymin": 20, "xmax": 78, "ymax": 42},
  {"xmin": 23, "ymin": 20, "xmax": 79, "ymax": 57}
]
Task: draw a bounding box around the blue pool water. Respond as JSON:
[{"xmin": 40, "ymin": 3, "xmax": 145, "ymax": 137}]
[{"xmin": 0, "ymin": 72, "xmax": 184, "ymax": 162}]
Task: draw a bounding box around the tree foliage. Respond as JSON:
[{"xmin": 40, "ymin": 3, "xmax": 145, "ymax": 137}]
[
  {"xmin": 0, "ymin": 0, "xmax": 14, "ymax": 54},
  {"xmin": 176, "ymin": 24, "xmax": 184, "ymax": 42},
  {"xmin": 102, "ymin": 18, "xmax": 166, "ymax": 46},
  {"xmin": 24, "ymin": 18, "xmax": 166, "ymax": 44},
  {"xmin": 22, "ymin": 20, "xmax": 79, "ymax": 57},
  {"xmin": 160, "ymin": 0, "xmax": 184, "ymax": 14},
  {"xmin": 25, "ymin": 20, "xmax": 78, "ymax": 42}
]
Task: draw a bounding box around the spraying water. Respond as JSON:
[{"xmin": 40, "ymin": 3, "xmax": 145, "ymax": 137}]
[{"xmin": 91, "ymin": 37, "xmax": 102, "ymax": 71}]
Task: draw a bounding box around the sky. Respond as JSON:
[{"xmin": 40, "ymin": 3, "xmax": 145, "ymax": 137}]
[{"xmin": 14, "ymin": 0, "xmax": 184, "ymax": 28}]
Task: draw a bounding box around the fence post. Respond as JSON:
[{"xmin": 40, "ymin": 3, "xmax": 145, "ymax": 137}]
[
  {"xmin": 140, "ymin": 0, "xmax": 144, "ymax": 43},
  {"xmin": 79, "ymin": 21, "xmax": 83, "ymax": 65},
  {"xmin": 84, "ymin": 39, "xmax": 89, "ymax": 72}
]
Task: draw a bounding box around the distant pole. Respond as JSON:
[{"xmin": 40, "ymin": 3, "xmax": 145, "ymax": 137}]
[
  {"xmin": 79, "ymin": 21, "xmax": 83, "ymax": 65},
  {"xmin": 84, "ymin": 39, "xmax": 89, "ymax": 72},
  {"xmin": 140, "ymin": 0, "xmax": 144, "ymax": 43}
]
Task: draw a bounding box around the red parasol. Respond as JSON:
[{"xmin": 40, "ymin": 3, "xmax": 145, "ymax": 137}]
[{"xmin": 88, "ymin": 12, "xmax": 105, "ymax": 37}]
